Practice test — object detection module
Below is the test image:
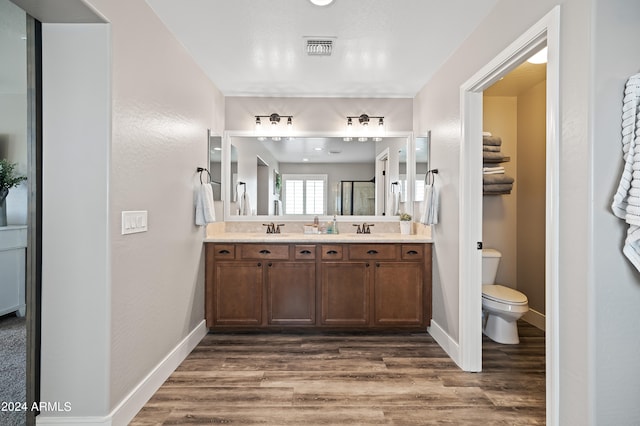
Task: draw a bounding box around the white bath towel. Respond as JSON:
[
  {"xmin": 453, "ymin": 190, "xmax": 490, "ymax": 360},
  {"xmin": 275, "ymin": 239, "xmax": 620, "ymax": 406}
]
[
  {"xmin": 483, "ymin": 166, "xmax": 505, "ymax": 175},
  {"xmin": 612, "ymin": 73, "xmax": 640, "ymax": 271},
  {"xmin": 420, "ymin": 181, "xmax": 439, "ymax": 225},
  {"xmin": 195, "ymin": 183, "xmax": 216, "ymax": 226}
]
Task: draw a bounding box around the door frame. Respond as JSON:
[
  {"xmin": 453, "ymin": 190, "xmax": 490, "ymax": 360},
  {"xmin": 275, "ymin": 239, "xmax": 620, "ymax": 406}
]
[{"xmin": 458, "ymin": 6, "xmax": 560, "ymax": 425}]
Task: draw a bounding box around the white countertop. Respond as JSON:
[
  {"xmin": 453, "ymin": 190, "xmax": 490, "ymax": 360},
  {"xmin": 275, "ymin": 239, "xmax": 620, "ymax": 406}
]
[{"xmin": 204, "ymin": 232, "xmax": 433, "ymax": 243}]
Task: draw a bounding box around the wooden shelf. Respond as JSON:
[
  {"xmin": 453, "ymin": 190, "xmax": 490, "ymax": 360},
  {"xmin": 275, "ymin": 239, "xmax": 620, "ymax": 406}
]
[{"xmin": 482, "ymin": 156, "xmax": 510, "ymax": 164}]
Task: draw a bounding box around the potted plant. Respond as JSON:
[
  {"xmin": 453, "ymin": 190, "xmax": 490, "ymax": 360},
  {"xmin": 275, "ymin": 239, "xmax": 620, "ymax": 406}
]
[
  {"xmin": 0, "ymin": 159, "xmax": 27, "ymax": 227},
  {"xmin": 399, "ymin": 213, "xmax": 412, "ymax": 235}
]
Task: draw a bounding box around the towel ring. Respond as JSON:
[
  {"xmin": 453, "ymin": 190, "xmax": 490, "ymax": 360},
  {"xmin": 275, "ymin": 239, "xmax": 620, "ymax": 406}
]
[
  {"xmin": 426, "ymin": 169, "xmax": 438, "ymax": 185},
  {"xmin": 196, "ymin": 167, "xmax": 212, "ymax": 184},
  {"xmin": 196, "ymin": 167, "xmax": 222, "ymax": 185}
]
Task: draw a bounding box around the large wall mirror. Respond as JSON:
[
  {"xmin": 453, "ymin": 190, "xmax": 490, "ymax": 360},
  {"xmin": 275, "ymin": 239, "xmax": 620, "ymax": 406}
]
[
  {"xmin": 208, "ymin": 132, "xmax": 223, "ymax": 200},
  {"xmin": 220, "ymin": 132, "xmax": 415, "ymax": 221}
]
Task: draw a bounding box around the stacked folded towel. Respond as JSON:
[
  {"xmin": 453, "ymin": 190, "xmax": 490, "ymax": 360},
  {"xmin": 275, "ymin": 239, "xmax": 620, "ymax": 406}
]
[
  {"xmin": 482, "ymin": 134, "xmax": 514, "ymax": 194},
  {"xmin": 482, "ymin": 135, "xmax": 506, "ymax": 162}
]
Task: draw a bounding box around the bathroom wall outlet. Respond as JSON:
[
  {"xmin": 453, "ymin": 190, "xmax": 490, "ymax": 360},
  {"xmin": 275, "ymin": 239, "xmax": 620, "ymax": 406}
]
[{"xmin": 121, "ymin": 211, "xmax": 148, "ymax": 235}]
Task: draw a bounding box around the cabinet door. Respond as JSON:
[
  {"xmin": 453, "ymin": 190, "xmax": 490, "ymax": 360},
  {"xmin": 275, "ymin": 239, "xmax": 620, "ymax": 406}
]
[
  {"xmin": 373, "ymin": 262, "xmax": 424, "ymax": 326},
  {"xmin": 321, "ymin": 262, "xmax": 370, "ymax": 325},
  {"xmin": 213, "ymin": 261, "xmax": 263, "ymax": 326},
  {"xmin": 267, "ymin": 262, "xmax": 316, "ymax": 325}
]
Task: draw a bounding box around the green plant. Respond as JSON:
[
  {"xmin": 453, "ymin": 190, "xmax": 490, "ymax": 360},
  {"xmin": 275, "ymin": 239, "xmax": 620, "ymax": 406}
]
[
  {"xmin": 0, "ymin": 159, "xmax": 27, "ymax": 195},
  {"xmin": 399, "ymin": 213, "xmax": 412, "ymax": 221}
]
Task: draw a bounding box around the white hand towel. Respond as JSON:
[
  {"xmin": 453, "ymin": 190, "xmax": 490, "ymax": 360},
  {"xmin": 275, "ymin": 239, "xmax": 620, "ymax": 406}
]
[
  {"xmin": 420, "ymin": 182, "xmax": 439, "ymax": 225},
  {"xmin": 195, "ymin": 183, "xmax": 216, "ymax": 226},
  {"xmin": 241, "ymin": 192, "xmax": 251, "ymax": 215}
]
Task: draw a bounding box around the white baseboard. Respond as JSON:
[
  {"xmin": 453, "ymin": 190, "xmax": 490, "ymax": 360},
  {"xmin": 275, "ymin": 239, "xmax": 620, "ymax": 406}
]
[
  {"xmin": 427, "ymin": 320, "xmax": 461, "ymax": 368},
  {"xmin": 522, "ymin": 308, "xmax": 545, "ymax": 331},
  {"xmin": 36, "ymin": 320, "xmax": 208, "ymax": 426}
]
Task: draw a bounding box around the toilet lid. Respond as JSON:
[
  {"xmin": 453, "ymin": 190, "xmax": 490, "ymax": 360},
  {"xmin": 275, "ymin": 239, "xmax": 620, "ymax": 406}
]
[{"xmin": 482, "ymin": 284, "xmax": 528, "ymax": 305}]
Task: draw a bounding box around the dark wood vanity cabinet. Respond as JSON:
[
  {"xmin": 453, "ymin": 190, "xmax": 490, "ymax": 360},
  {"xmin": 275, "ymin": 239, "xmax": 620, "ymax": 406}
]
[{"xmin": 205, "ymin": 242, "xmax": 432, "ymax": 330}]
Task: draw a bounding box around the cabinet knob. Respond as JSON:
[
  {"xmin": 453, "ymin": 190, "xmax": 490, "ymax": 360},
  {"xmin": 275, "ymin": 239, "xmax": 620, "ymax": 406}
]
[
  {"xmin": 218, "ymin": 249, "xmax": 231, "ymax": 254},
  {"xmin": 268, "ymin": 262, "xmax": 273, "ymax": 267},
  {"xmin": 257, "ymin": 262, "xmax": 262, "ymax": 267},
  {"xmin": 259, "ymin": 249, "xmax": 271, "ymax": 254},
  {"xmin": 376, "ymin": 262, "xmax": 380, "ymax": 267},
  {"xmin": 366, "ymin": 263, "xmax": 370, "ymax": 267},
  {"xmin": 407, "ymin": 250, "xmax": 418, "ymax": 255},
  {"xmin": 367, "ymin": 250, "xmax": 378, "ymax": 255},
  {"xmin": 327, "ymin": 250, "xmax": 338, "ymax": 255},
  {"xmin": 300, "ymin": 249, "xmax": 312, "ymax": 254}
]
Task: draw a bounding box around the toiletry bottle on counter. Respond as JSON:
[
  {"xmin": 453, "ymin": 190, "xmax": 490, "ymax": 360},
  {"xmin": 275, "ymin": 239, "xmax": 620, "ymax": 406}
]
[{"xmin": 332, "ymin": 215, "xmax": 339, "ymax": 234}]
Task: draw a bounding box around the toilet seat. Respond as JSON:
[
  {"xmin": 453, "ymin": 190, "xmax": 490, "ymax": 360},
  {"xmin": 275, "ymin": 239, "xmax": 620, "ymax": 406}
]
[{"xmin": 482, "ymin": 284, "xmax": 528, "ymax": 305}]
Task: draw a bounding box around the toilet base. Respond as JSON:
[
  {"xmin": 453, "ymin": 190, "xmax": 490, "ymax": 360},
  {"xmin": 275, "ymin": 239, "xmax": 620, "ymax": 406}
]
[{"xmin": 483, "ymin": 312, "xmax": 520, "ymax": 344}]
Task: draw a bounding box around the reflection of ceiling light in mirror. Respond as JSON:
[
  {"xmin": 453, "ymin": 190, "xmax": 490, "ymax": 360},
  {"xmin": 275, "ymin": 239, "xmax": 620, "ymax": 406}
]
[
  {"xmin": 213, "ymin": 147, "xmax": 221, "ymax": 151},
  {"xmin": 527, "ymin": 46, "xmax": 548, "ymax": 64},
  {"xmin": 302, "ymin": 158, "xmax": 309, "ymax": 162},
  {"xmin": 272, "ymin": 136, "xmax": 281, "ymax": 141},
  {"xmin": 358, "ymin": 137, "xmax": 368, "ymax": 142},
  {"xmin": 343, "ymin": 137, "xmax": 352, "ymax": 142},
  {"xmin": 373, "ymin": 137, "xmax": 382, "ymax": 142},
  {"xmin": 314, "ymin": 147, "xmax": 322, "ymax": 151}
]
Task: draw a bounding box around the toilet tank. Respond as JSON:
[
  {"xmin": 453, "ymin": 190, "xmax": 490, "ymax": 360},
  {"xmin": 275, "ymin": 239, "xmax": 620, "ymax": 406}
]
[{"xmin": 482, "ymin": 248, "xmax": 502, "ymax": 285}]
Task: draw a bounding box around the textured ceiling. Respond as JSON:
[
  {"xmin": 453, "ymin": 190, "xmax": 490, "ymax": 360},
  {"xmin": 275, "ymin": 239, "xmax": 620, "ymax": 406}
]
[{"xmin": 146, "ymin": 0, "xmax": 500, "ymax": 98}]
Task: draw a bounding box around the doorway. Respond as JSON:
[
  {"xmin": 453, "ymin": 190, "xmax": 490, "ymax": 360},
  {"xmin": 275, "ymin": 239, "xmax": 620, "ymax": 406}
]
[
  {"xmin": 458, "ymin": 6, "xmax": 560, "ymax": 425},
  {"xmin": 0, "ymin": 1, "xmax": 41, "ymax": 425}
]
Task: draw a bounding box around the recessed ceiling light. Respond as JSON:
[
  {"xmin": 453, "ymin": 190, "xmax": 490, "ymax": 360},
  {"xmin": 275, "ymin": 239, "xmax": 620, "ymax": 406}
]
[
  {"xmin": 527, "ymin": 46, "xmax": 548, "ymax": 64},
  {"xmin": 309, "ymin": 0, "xmax": 334, "ymax": 6},
  {"xmin": 314, "ymin": 147, "xmax": 323, "ymax": 151},
  {"xmin": 302, "ymin": 158, "xmax": 310, "ymax": 162}
]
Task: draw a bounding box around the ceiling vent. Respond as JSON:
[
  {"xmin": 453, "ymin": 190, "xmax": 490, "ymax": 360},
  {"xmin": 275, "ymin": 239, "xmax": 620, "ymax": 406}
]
[{"xmin": 306, "ymin": 39, "xmax": 333, "ymax": 56}]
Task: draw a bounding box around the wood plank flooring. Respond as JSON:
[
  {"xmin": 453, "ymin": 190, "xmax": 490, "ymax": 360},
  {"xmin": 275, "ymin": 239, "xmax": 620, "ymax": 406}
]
[{"xmin": 131, "ymin": 322, "xmax": 545, "ymax": 425}]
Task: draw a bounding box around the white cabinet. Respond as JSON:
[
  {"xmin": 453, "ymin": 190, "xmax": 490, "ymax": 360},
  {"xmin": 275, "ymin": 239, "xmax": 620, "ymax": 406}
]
[{"xmin": 0, "ymin": 226, "xmax": 27, "ymax": 317}]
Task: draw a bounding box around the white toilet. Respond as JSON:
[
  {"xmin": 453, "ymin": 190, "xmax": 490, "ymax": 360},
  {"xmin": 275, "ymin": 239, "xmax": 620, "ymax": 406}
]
[{"xmin": 482, "ymin": 248, "xmax": 529, "ymax": 344}]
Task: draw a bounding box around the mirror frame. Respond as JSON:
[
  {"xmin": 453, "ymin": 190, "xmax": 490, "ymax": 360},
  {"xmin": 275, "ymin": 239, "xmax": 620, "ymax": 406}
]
[{"xmin": 222, "ymin": 130, "xmax": 415, "ymax": 222}]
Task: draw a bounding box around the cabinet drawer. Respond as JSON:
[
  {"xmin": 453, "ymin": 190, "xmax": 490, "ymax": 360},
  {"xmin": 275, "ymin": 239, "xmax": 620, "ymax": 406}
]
[
  {"xmin": 401, "ymin": 244, "xmax": 424, "ymax": 260},
  {"xmin": 321, "ymin": 245, "xmax": 344, "ymax": 260},
  {"xmin": 294, "ymin": 245, "xmax": 316, "ymax": 260},
  {"xmin": 240, "ymin": 244, "xmax": 290, "ymax": 260},
  {"xmin": 348, "ymin": 244, "xmax": 397, "ymax": 260},
  {"xmin": 212, "ymin": 244, "xmax": 235, "ymax": 259}
]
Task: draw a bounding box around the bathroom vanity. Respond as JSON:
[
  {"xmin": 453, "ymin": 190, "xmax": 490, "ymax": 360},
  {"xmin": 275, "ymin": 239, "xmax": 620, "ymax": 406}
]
[{"xmin": 205, "ymin": 235, "xmax": 432, "ymax": 331}]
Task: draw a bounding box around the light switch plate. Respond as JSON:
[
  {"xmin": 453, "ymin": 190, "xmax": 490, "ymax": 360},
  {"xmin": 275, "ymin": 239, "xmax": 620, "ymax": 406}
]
[{"xmin": 121, "ymin": 211, "xmax": 148, "ymax": 235}]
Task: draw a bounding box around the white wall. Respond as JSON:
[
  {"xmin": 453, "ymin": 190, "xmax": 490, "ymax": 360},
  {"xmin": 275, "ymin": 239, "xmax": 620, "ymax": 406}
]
[
  {"xmin": 225, "ymin": 97, "xmax": 412, "ymax": 133},
  {"xmin": 415, "ymin": 0, "xmax": 640, "ymax": 423},
  {"xmin": 38, "ymin": 0, "xmax": 226, "ymax": 423},
  {"xmin": 592, "ymin": 0, "xmax": 640, "ymax": 423},
  {"xmin": 41, "ymin": 22, "xmax": 111, "ymax": 418},
  {"xmin": 86, "ymin": 0, "xmax": 225, "ymax": 414}
]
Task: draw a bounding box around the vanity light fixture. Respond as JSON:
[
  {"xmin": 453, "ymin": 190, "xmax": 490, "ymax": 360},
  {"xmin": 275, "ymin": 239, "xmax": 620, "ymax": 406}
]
[
  {"xmin": 346, "ymin": 114, "xmax": 384, "ymax": 129},
  {"xmin": 254, "ymin": 113, "xmax": 293, "ymax": 128}
]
